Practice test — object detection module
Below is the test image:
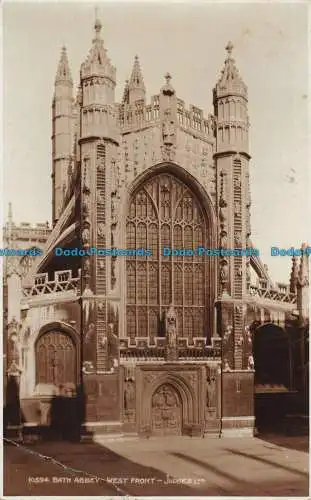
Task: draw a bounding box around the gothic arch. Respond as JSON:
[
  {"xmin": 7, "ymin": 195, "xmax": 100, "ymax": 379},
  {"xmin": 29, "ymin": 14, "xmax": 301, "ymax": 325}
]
[
  {"xmin": 126, "ymin": 162, "xmax": 217, "ymax": 234},
  {"xmin": 35, "ymin": 321, "xmax": 80, "ymax": 346},
  {"xmin": 252, "ymin": 322, "xmax": 291, "ymax": 388},
  {"xmin": 123, "ymin": 162, "xmax": 217, "ymax": 341},
  {"xmin": 142, "ymin": 373, "xmax": 198, "ymax": 429}
]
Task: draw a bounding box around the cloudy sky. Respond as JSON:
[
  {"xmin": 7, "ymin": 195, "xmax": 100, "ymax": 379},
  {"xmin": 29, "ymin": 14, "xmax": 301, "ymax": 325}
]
[{"xmin": 3, "ymin": 1, "xmax": 309, "ymax": 283}]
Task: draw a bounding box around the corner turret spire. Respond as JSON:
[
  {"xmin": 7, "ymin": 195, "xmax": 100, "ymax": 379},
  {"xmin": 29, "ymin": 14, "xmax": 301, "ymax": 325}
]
[
  {"xmin": 298, "ymin": 243, "xmax": 309, "ymax": 287},
  {"xmin": 55, "ymin": 46, "xmax": 72, "ymax": 84},
  {"xmin": 81, "ymin": 16, "xmax": 116, "ymax": 85},
  {"xmin": 94, "ymin": 9, "xmax": 102, "ymax": 41},
  {"xmin": 126, "ymin": 55, "xmax": 146, "ymax": 104},
  {"xmin": 297, "ymin": 243, "xmax": 309, "ymax": 324},
  {"xmin": 215, "ymin": 41, "xmax": 247, "ymax": 98}
]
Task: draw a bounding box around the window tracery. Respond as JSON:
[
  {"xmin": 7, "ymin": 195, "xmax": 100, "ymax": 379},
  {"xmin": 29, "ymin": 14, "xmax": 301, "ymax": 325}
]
[{"xmin": 126, "ymin": 173, "xmax": 208, "ymax": 340}]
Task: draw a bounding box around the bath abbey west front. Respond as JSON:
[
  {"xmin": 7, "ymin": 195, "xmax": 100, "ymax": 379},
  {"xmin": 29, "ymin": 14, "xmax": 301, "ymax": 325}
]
[{"xmin": 4, "ymin": 19, "xmax": 309, "ymax": 439}]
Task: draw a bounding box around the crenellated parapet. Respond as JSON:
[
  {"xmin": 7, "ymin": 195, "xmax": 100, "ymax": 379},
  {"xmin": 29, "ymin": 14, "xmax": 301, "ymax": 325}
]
[
  {"xmin": 176, "ymin": 101, "xmax": 215, "ymax": 140},
  {"xmin": 4, "ymin": 222, "xmax": 51, "ymax": 244},
  {"xmin": 119, "ymin": 96, "xmax": 160, "ymax": 132},
  {"xmin": 119, "ymin": 336, "xmax": 221, "ymax": 362},
  {"xmin": 119, "ymin": 94, "xmax": 215, "ymax": 142}
]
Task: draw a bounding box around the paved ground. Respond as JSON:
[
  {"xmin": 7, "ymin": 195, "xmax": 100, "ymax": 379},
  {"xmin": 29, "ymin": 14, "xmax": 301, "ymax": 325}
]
[{"xmin": 4, "ymin": 434, "xmax": 309, "ymax": 497}]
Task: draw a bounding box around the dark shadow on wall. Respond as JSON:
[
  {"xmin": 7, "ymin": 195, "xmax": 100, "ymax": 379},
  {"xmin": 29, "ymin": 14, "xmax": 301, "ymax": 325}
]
[
  {"xmin": 4, "ymin": 375, "xmax": 25, "ymax": 430},
  {"xmin": 40, "ymin": 384, "xmax": 86, "ymax": 442},
  {"xmin": 4, "ymin": 382, "xmax": 88, "ymax": 444}
]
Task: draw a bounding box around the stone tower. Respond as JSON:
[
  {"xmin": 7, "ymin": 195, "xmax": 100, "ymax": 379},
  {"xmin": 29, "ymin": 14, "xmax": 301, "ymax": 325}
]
[
  {"xmin": 214, "ymin": 42, "xmax": 251, "ymax": 368},
  {"xmin": 79, "ymin": 17, "xmax": 119, "ymax": 372},
  {"xmin": 214, "ymin": 42, "xmax": 254, "ymax": 433},
  {"xmin": 52, "ymin": 47, "xmax": 74, "ymax": 225}
]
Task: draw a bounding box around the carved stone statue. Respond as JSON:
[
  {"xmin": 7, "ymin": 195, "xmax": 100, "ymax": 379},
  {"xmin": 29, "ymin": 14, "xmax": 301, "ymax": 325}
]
[
  {"xmin": 223, "ymin": 358, "xmax": 231, "ymax": 372},
  {"xmin": 107, "ymin": 323, "xmax": 120, "ymax": 370},
  {"xmin": 220, "ymin": 232, "xmax": 227, "ymax": 248},
  {"xmin": 82, "ymin": 158, "xmax": 91, "ymax": 193},
  {"xmin": 220, "ymin": 260, "xmax": 229, "ymax": 284},
  {"xmin": 84, "ymin": 257, "xmax": 91, "ymax": 275},
  {"xmin": 82, "ymin": 196, "xmax": 90, "ymax": 217},
  {"xmin": 124, "ymin": 381, "xmax": 135, "ymax": 409},
  {"xmin": 165, "ymin": 305, "xmax": 177, "ymax": 348},
  {"xmin": 234, "ymin": 232, "xmax": 242, "ymax": 246},
  {"xmin": 111, "ymin": 194, "xmax": 117, "ymax": 220},
  {"xmin": 208, "ymin": 114, "xmax": 216, "ymax": 133},
  {"xmin": 206, "ymin": 376, "xmax": 216, "ymax": 408},
  {"xmin": 162, "ymin": 109, "xmax": 176, "ymax": 146},
  {"xmin": 82, "ymin": 227, "xmax": 90, "ymax": 246},
  {"xmin": 248, "ymin": 354, "xmax": 255, "ymax": 370},
  {"xmin": 97, "ymin": 223, "xmax": 105, "ymax": 239}
]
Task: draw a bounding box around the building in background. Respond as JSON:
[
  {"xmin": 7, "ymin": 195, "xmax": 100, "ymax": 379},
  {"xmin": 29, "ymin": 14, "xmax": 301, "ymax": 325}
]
[{"xmin": 3, "ymin": 19, "xmax": 309, "ymax": 440}]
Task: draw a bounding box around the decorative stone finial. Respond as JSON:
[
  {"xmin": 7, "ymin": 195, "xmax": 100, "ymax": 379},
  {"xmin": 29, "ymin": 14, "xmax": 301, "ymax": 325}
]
[
  {"xmin": 94, "ymin": 18, "xmax": 102, "ymax": 35},
  {"xmin": 226, "ymin": 41, "xmax": 234, "ymax": 57},
  {"xmin": 165, "ymin": 72, "xmax": 172, "ymax": 85},
  {"xmin": 162, "ymin": 72, "xmax": 175, "ymax": 96},
  {"xmin": 94, "ymin": 6, "xmax": 102, "ymax": 38}
]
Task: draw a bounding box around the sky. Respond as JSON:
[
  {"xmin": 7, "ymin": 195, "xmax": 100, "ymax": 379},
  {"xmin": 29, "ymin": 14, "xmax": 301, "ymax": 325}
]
[{"xmin": 2, "ymin": 1, "xmax": 310, "ymax": 283}]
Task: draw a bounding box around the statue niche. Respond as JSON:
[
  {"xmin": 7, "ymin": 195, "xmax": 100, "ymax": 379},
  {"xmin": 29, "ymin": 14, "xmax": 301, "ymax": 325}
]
[
  {"xmin": 162, "ymin": 108, "xmax": 176, "ymax": 146},
  {"xmin": 164, "ymin": 305, "xmax": 178, "ymax": 361},
  {"xmin": 165, "ymin": 305, "xmax": 177, "ymax": 348}
]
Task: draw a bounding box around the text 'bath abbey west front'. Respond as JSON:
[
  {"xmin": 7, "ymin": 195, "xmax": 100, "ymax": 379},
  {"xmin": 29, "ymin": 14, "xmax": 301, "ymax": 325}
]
[{"xmin": 4, "ymin": 18, "xmax": 309, "ymax": 440}]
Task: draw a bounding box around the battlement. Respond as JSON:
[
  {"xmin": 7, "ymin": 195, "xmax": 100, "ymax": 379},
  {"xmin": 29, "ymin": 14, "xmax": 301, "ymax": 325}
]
[
  {"xmin": 176, "ymin": 99, "xmax": 215, "ymax": 137},
  {"xmin": 119, "ymin": 97, "xmax": 160, "ymax": 131},
  {"xmin": 119, "ymin": 95, "xmax": 215, "ymax": 139},
  {"xmin": 4, "ymin": 222, "xmax": 51, "ymax": 242},
  {"xmin": 119, "ymin": 336, "xmax": 221, "ymax": 362}
]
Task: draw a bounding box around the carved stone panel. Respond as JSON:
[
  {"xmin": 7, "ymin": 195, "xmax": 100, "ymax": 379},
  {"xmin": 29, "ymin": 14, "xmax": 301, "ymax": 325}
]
[{"xmin": 151, "ymin": 384, "xmax": 182, "ymax": 436}]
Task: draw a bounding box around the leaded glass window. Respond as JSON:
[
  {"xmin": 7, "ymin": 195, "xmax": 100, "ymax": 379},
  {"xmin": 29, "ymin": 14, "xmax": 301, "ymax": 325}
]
[{"xmin": 126, "ymin": 173, "xmax": 208, "ymax": 340}]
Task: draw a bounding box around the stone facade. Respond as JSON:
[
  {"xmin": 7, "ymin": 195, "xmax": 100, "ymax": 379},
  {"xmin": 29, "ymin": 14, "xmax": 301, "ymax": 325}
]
[{"xmin": 3, "ymin": 20, "xmax": 309, "ymax": 440}]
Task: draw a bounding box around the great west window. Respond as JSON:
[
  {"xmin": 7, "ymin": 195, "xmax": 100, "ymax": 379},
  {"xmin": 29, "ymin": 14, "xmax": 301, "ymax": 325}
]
[{"xmin": 126, "ymin": 173, "xmax": 209, "ymax": 341}]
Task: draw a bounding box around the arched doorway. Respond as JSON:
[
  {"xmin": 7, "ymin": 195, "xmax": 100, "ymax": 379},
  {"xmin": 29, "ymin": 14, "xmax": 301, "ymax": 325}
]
[
  {"xmin": 253, "ymin": 324, "xmax": 290, "ymax": 388},
  {"xmin": 35, "ymin": 330, "xmax": 77, "ymax": 390},
  {"xmin": 125, "ymin": 170, "xmax": 215, "ymax": 342},
  {"xmin": 151, "ymin": 384, "xmax": 182, "ymax": 436},
  {"xmin": 253, "ymin": 323, "xmax": 293, "ymax": 432}
]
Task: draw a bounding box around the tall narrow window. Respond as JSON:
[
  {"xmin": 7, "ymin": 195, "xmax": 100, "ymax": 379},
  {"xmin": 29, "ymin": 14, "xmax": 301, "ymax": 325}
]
[{"xmin": 126, "ymin": 173, "xmax": 208, "ymax": 340}]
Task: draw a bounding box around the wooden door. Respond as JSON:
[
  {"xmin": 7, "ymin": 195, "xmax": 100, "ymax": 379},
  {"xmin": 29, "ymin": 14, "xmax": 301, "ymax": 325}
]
[{"xmin": 36, "ymin": 331, "xmax": 76, "ymax": 388}]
